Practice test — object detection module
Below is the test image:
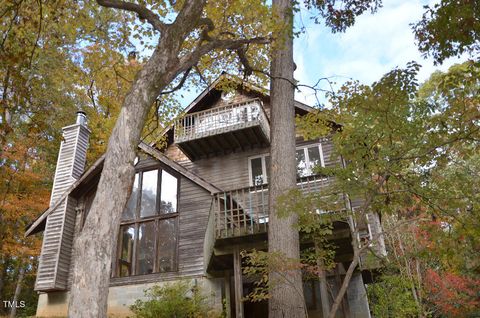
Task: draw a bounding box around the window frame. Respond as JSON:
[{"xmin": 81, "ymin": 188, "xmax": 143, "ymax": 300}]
[
  {"xmin": 295, "ymin": 143, "xmax": 326, "ymax": 178},
  {"xmin": 248, "ymin": 153, "xmax": 270, "ymax": 186},
  {"xmin": 248, "ymin": 142, "xmax": 325, "ymax": 186},
  {"xmin": 114, "ymin": 166, "xmax": 180, "ymax": 278}
]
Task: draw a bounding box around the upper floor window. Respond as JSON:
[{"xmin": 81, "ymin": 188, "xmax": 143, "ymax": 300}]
[
  {"xmin": 248, "ymin": 143, "xmax": 325, "ymax": 185},
  {"xmin": 295, "ymin": 144, "xmax": 325, "ymax": 177},
  {"xmin": 116, "ymin": 168, "xmax": 179, "ymax": 277},
  {"xmin": 249, "ymin": 154, "xmax": 270, "ymax": 186}
]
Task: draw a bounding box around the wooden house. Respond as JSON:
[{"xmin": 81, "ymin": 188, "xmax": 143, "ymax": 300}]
[{"xmin": 26, "ymin": 75, "xmax": 384, "ymax": 317}]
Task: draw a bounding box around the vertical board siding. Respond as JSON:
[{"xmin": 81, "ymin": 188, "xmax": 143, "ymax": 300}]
[
  {"xmin": 36, "ymin": 124, "xmax": 89, "ymax": 291},
  {"xmin": 177, "ymin": 177, "xmax": 212, "ymax": 277},
  {"xmin": 168, "ymin": 138, "xmax": 337, "ymax": 192}
]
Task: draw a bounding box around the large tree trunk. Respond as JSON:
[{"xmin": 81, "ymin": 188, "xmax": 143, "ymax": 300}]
[
  {"xmin": 268, "ymin": 0, "xmax": 306, "ymax": 317},
  {"xmin": 69, "ymin": 44, "xmax": 185, "ymax": 318},
  {"xmin": 9, "ymin": 265, "xmax": 25, "ymax": 318}
]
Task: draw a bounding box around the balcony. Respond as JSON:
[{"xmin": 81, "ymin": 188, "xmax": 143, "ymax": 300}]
[
  {"xmin": 174, "ymin": 99, "xmax": 270, "ymax": 160},
  {"xmin": 203, "ymin": 175, "xmax": 358, "ymax": 273},
  {"xmin": 210, "ymin": 175, "xmax": 336, "ymax": 241}
]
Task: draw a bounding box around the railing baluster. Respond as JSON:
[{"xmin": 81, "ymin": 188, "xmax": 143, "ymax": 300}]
[
  {"xmin": 223, "ymin": 192, "xmax": 228, "ymax": 238},
  {"xmin": 230, "ymin": 191, "xmax": 235, "ymax": 236},
  {"xmin": 242, "ymin": 188, "xmax": 247, "ymax": 233},
  {"xmin": 249, "ymin": 188, "xmax": 253, "ymax": 234},
  {"xmin": 214, "ymin": 195, "xmax": 218, "ymax": 237}
]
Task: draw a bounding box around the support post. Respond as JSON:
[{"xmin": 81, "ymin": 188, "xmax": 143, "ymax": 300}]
[
  {"xmin": 233, "ymin": 248, "xmax": 244, "ymax": 318},
  {"xmin": 224, "ymin": 271, "xmax": 232, "ymax": 318},
  {"xmin": 315, "ymin": 243, "xmax": 331, "ymax": 318}
]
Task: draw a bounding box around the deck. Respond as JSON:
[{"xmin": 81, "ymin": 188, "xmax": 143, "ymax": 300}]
[
  {"xmin": 203, "ymin": 175, "xmax": 342, "ymax": 271},
  {"xmin": 174, "ymin": 99, "xmax": 270, "ymax": 160}
]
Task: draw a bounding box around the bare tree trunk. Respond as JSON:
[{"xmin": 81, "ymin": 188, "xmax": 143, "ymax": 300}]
[
  {"xmin": 327, "ymin": 254, "xmax": 358, "ymax": 318},
  {"xmin": 268, "ymin": 0, "xmax": 306, "ymax": 317},
  {"xmin": 9, "ymin": 265, "xmax": 25, "ymax": 318}
]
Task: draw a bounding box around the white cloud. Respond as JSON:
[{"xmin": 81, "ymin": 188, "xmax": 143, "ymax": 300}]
[{"xmin": 293, "ymin": 0, "xmax": 467, "ymax": 106}]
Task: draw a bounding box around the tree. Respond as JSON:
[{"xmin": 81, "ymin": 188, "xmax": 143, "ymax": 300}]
[
  {"xmin": 297, "ymin": 60, "xmax": 479, "ymax": 318},
  {"xmin": 413, "ymin": 0, "xmax": 479, "ymax": 65},
  {"xmin": 266, "ymin": 1, "xmax": 382, "ymax": 316},
  {"xmin": 268, "ymin": 0, "xmax": 306, "ymax": 316},
  {"xmin": 0, "ymin": 2, "xmax": 159, "ymax": 315},
  {"xmin": 68, "ymin": 1, "xmax": 271, "ymax": 317}
]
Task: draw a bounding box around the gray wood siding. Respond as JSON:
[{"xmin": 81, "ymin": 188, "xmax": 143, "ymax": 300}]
[
  {"xmin": 167, "ymin": 137, "xmax": 338, "ymax": 191},
  {"xmin": 36, "ymin": 124, "xmax": 89, "ymax": 291}
]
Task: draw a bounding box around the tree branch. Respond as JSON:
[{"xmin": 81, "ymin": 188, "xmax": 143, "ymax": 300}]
[
  {"xmin": 177, "ymin": 37, "xmax": 270, "ymax": 74},
  {"xmin": 159, "ymin": 67, "xmax": 192, "ymax": 95},
  {"xmin": 96, "ymin": 0, "xmax": 166, "ymax": 32}
]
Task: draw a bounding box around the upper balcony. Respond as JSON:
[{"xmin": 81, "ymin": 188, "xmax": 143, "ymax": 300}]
[{"xmin": 173, "ymin": 99, "xmax": 270, "ymax": 160}]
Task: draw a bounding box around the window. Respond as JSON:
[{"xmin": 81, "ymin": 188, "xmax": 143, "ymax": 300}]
[
  {"xmin": 295, "ymin": 144, "xmax": 325, "ymax": 177},
  {"xmin": 249, "ymin": 154, "xmax": 270, "ymax": 185},
  {"xmin": 248, "ymin": 143, "xmax": 324, "ymax": 185},
  {"xmin": 116, "ymin": 168, "xmax": 179, "ymax": 277}
]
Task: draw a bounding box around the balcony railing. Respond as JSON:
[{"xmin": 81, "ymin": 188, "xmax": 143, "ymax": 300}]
[
  {"xmin": 174, "ymin": 98, "xmax": 270, "ymax": 144},
  {"xmin": 212, "ymin": 175, "xmax": 335, "ymax": 239}
]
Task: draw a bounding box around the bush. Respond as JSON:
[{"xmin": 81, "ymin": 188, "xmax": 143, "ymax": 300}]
[{"xmin": 130, "ymin": 280, "xmax": 223, "ymax": 318}]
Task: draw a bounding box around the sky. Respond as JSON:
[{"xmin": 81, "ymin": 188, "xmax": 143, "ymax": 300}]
[{"xmin": 292, "ymin": 0, "xmax": 466, "ymax": 106}]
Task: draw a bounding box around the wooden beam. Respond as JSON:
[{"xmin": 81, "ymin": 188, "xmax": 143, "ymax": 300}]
[
  {"xmin": 224, "ymin": 271, "xmax": 232, "ymax": 318},
  {"xmin": 233, "ymin": 247, "xmax": 244, "ymax": 318}
]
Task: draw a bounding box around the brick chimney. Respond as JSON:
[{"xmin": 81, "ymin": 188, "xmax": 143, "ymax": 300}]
[{"xmin": 36, "ymin": 111, "xmax": 90, "ymax": 291}]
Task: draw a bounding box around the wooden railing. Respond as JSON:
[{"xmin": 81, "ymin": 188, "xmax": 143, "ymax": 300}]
[
  {"xmin": 212, "ymin": 175, "xmax": 334, "ymax": 239},
  {"xmin": 174, "ymin": 99, "xmax": 269, "ymax": 143}
]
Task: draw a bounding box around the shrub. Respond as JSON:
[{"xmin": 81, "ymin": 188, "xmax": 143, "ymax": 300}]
[{"xmin": 130, "ymin": 280, "xmax": 223, "ymax": 318}]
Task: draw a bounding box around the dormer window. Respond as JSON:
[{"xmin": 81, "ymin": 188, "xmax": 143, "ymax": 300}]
[{"xmin": 116, "ymin": 168, "xmax": 179, "ymax": 277}]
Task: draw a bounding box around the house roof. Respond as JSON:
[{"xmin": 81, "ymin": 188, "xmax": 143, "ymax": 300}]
[{"xmin": 25, "ymin": 142, "xmax": 220, "ymax": 237}]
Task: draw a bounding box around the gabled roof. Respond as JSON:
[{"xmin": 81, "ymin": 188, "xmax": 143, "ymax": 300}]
[
  {"xmin": 25, "ymin": 142, "xmax": 220, "ymax": 237},
  {"xmin": 182, "ymin": 73, "xmax": 315, "ymax": 115}
]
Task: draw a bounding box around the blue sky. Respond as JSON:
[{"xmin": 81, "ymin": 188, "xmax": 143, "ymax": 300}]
[{"xmin": 292, "ymin": 0, "xmax": 466, "ymax": 106}]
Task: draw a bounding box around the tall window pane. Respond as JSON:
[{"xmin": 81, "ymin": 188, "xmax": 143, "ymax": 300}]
[
  {"xmin": 251, "ymin": 157, "xmax": 264, "ymax": 185},
  {"xmin": 141, "ymin": 170, "xmax": 158, "ymax": 218},
  {"xmin": 307, "ymin": 146, "xmax": 322, "ymax": 173},
  {"xmin": 160, "ymin": 170, "xmax": 177, "ymax": 214},
  {"xmin": 119, "ymin": 225, "xmax": 135, "ymax": 277},
  {"xmin": 296, "ymin": 149, "xmax": 308, "ymax": 177},
  {"xmin": 122, "ymin": 174, "xmax": 139, "ymax": 220},
  {"xmin": 136, "ymin": 222, "xmax": 156, "ymax": 275},
  {"xmin": 158, "ymin": 219, "xmax": 177, "ymax": 272}
]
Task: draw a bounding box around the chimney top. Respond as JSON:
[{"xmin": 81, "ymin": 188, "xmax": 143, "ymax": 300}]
[{"xmin": 76, "ymin": 111, "xmax": 87, "ymax": 126}]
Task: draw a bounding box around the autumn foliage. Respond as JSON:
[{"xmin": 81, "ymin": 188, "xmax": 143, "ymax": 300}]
[{"xmin": 425, "ymin": 269, "xmax": 480, "ymax": 317}]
